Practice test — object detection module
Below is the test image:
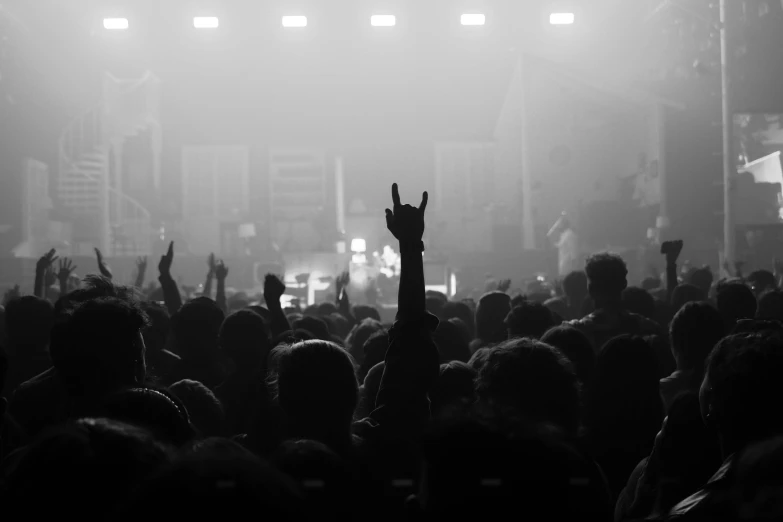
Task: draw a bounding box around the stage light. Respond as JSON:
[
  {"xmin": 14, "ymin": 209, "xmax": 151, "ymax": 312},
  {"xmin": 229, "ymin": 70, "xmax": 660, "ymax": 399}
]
[
  {"xmin": 103, "ymin": 18, "xmax": 129, "ymax": 30},
  {"xmin": 461, "ymin": 13, "xmax": 486, "ymax": 26},
  {"xmin": 282, "ymin": 15, "xmax": 307, "ymax": 28},
  {"xmin": 193, "ymin": 16, "xmax": 219, "ymax": 29},
  {"xmin": 550, "ymin": 12, "xmax": 575, "ymax": 25},
  {"xmin": 351, "ymin": 238, "xmax": 367, "ymax": 253},
  {"xmin": 371, "ymin": 15, "xmax": 396, "ymax": 27}
]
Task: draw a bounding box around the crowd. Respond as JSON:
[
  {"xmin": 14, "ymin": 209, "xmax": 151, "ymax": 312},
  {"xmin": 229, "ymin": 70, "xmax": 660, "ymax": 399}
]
[{"xmin": 1, "ymin": 183, "xmax": 783, "ymax": 521}]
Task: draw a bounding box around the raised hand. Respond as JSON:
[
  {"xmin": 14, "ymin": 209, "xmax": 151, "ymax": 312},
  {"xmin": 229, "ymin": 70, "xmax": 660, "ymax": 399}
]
[
  {"xmin": 264, "ymin": 274, "xmax": 286, "ymax": 305},
  {"xmin": 94, "ymin": 248, "xmax": 113, "ymax": 279},
  {"xmin": 36, "ymin": 249, "xmax": 58, "ymax": 273},
  {"xmin": 385, "ymin": 183, "xmax": 428, "ymax": 243},
  {"xmin": 44, "ymin": 265, "xmax": 57, "ymax": 288},
  {"xmin": 136, "ymin": 256, "xmax": 148, "ymax": 277},
  {"xmin": 158, "ymin": 241, "xmax": 175, "ymax": 277},
  {"xmin": 57, "ymin": 258, "xmax": 77, "ymax": 285},
  {"xmin": 661, "ymin": 240, "xmax": 683, "ymax": 265},
  {"xmin": 335, "ymin": 270, "xmax": 350, "ymax": 297},
  {"xmin": 214, "ymin": 259, "xmax": 229, "ymax": 281}
]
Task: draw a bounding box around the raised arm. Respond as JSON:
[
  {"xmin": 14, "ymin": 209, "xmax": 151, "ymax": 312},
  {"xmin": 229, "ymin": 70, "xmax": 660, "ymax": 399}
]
[
  {"xmin": 335, "ymin": 271, "xmax": 356, "ymax": 326},
  {"xmin": 133, "ymin": 256, "xmax": 147, "ymax": 289},
  {"xmin": 57, "ymin": 258, "xmax": 77, "ymax": 298},
  {"xmin": 34, "ymin": 249, "xmax": 58, "ymax": 299},
  {"xmin": 158, "ymin": 241, "xmax": 182, "ymax": 315},
  {"xmin": 94, "ymin": 248, "xmax": 113, "ymax": 280},
  {"xmin": 663, "ymin": 240, "xmax": 683, "ymax": 305},
  {"xmin": 215, "ymin": 259, "xmax": 229, "ymax": 314},
  {"xmin": 264, "ymin": 274, "xmax": 290, "ymax": 338},
  {"xmin": 203, "ymin": 253, "xmax": 216, "ymax": 299},
  {"xmin": 371, "ymin": 184, "xmax": 439, "ymax": 438}
]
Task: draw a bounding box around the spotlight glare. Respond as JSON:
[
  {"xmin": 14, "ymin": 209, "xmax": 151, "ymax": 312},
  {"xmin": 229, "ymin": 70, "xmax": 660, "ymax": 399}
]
[
  {"xmin": 461, "ymin": 13, "xmax": 486, "ymax": 26},
  {"xmin": 282, "ymin": 15, "xmax": 308, "ymax": 28},
  {"xmin": 550, "ymin": 12, "xmax": 575, "ymax": 25},
  {"xmin": 371, "ymin": 14, "xmax": 396, "ymax": 27},
  {"xmin": 103, "ymin": 18, "xmax": 129, "ymax": 30},
  {"xmin": 193, "ymin": 16, "xmax": 219, "ymax": 29}
]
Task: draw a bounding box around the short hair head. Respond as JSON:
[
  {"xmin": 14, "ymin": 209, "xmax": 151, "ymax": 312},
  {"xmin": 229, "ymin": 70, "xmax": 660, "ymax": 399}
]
[
  {"xmin": 584, "ymin": 253, "xmax": 627, "ymax": 301},
  {"xmin": 562, "ymin": 271, "xmax": 588, "ymax": 300},
  {"xmin": 504, "ymin": 302, "xmax": 556, "ymax": 340},
  {"xmin": 219, "ymin": 309, "xmax": 271, "ymax": 370},
  {"xmin": 670, "ymin": 301, "xmax": 724, "ymax": 373}
]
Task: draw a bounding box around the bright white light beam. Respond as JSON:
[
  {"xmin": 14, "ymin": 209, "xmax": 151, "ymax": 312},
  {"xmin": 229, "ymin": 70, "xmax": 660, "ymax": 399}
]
[
  {"xmin": 461, "ymin": 13, "xmax": 486, "ymax": 26},
  {"xmin": 103, "ymin": 18, "xmax": 129, "ymax": 30},
  {"xmin": 193, "ymin": 17, "xmax": 219, "ymax": 29},
  {"xmin": 550, "ymin": 12, "xmax": 575, "ymax": 25},
  {"xmin": 282, "ymin": 15, "xmax": 308, "ymax": 28},
  {"xmin": 371, "ymin": 15, "xmax": 396, "ymax": 27}
]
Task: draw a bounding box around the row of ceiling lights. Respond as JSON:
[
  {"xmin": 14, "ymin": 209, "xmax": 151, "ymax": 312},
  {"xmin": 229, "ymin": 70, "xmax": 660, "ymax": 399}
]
[{"xmin": 102, "ymin": 12, "xmax": 575, "ymax": 30}]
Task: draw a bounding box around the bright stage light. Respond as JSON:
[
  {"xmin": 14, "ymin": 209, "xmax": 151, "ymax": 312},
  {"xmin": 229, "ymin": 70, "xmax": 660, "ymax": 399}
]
[
  {"xmin": 371, "ymin": 15, "xmax": 396, "ymax": 27},
  {"xmin": 103, "ymin": 18, "xmax": 129, "ymax": 30},
  {"xmin": 461, "ymin": 13, "xmax": 486, "ymax": 26},
  {"xmin": 193, "ymin": 17, "xmax": 219, "ymax": 29},
  {"xmin": 282, "ymin": 15, "xmax": 307, "ymax": 28},
  {"xmin": 550, "ymin": 12, "xmax": 575, "ymax": 25},
  {"xmin": 351, "ymin": 238, "xmax": 367, "ymax": 253}
]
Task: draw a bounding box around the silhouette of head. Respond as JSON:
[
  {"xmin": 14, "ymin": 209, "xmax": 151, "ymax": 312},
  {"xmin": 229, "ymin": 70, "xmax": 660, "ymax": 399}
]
[
  {"xmin": 562, "ymin": 271, "xmax": 588, "ymax": 301},
  {"xmin": 504, "ymin": 302, "xmax": 556, "ymax": 340},
  {"xmin": 670, "ymin": 302, "xmax": 724, "ymax": 378},
  {"xmin": 541, "ymin": 325, "xmax": 595, "ymax": 387},
  {"xmin": 584, "ymin": 253, "xmax": 627, "ymax": 304},
  {"xmin": 757, "ymin": 289, "xmax": 783, "ymax": 321},
  {"xmin": 621, "ymin": 287, "xmax": 656, "ymax": 319},
  {"xmin": 687, "ymin": 267, "xmax": 714, "ymax": 297},
  {"xmin": 292, "ymin": 316, "xmax": 331, "ymax": 341},
  {"xmin": 748, "ymin": 269, "xmax": 776, "ymax": 296},
  {"xmin": 171, "ymin": 297, "xmax": 224, "ymax": 361},
  {"xmin": 4, "ymin": 295, "xmax": 55, "ymax": 353},
  {"xmin": 271, "ymin": 340, "xmax": 358, "ymax": 451},
  {"xmin": 430, "ymin": 361, "xmax": 477, "ymax": 417},
  {"xmin": 716, "ymin": 280, "xmax": 757, "ymax": 330},
  {"xmin": 475, "ymin": 292, "xmax": 512, "ymax": 344},
  {"xmin": 169, "ymin": 379, "xmax": 225, "ymax": 437},
  {"xmin": 220, "ymin": 309, "xmax": 271, "ymax": 371},
  {"xmin": 434, "ymin": 320, "xmax": 472, "ymax": 363},
  {"xmin": 671, "ymin": 283, "xmax": 706, "ymax": 314},
  {"xmin": 701, "ymin": 331, "xmax": 783, "ymax": 456},
  {"xmin": 476, "ymin": 338, "xmax": 580, "ymax": 436}
]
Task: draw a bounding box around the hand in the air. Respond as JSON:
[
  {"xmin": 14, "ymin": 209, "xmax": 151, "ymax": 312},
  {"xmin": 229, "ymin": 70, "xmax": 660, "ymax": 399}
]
[
  {"xmin": 207, "ymin": 253, "xmax": 216, "ymax": 275},
  {"xmin": 94, "ymin": 248, "xmax": 113, "ymax": 278},
  {"xmin": 497, "ymin": 279, "xmax": 512, "ymax": 293},
  {"xmin": 385, "ymin": 183, "xmax": 428, "ymax": 242},
  {"xmin": 136, "ymin": 256, "xmax": 148, "ymax": 276},
  {"xmin": 3, "ymin": 284, "xmax": 21, "ymax": 306},
  {"xmin": 215, "ymin": 259, "xmax": 229, "ymax": 281},
  {"xmin": 158, "ymin": 241, "xmax": 175, "ymax": 277},
  {"xmin": 36, "ymin": 249, "xmax": 58, "ymax": 274},
  {"xmin": 264, "ymin": 274, "xmax": 286, "ymax": 304},
  {"xmin": 57, "ymin": 258, "xmax": 77, "ymax": 285}
]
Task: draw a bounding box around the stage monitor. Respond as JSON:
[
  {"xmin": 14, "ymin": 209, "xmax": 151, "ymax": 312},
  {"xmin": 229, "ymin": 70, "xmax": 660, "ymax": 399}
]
[{"xmin": 733, "ymin": 113, "xmax": 783, "ymax": 226}]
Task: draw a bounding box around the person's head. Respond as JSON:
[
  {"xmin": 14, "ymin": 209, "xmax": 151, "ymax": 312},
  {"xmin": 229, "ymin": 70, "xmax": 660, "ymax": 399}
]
[
  {"xmin": 57, "ymin": 275, "xmax": 137, "ymax": 312},
  {"xmin": 426, "ymin": 296, "xmax": 446, "ymax": 318},
  {"xmin": 701, "ymin": 331, "xmax": 783, "ymax": 457},
  {"xmin": 467, "ymin": 346, "xmax": 492, "ymax": 373},
  {"xmin": 415, "ymin": 410, "xmax": 611, "ymax": 520},
  {"xmin": 475, "ymin": 291, "xmax": 512, "ymax": 344},
  {"xmin": 61, "ymin": 297, "xmax": 148, "ymax": 394},
  {"xmin": 292, "ymin": 316, "xmax": 331, "ymax": 341},
  {"xmin": 317, "ymin": 302, "xmax": 339, "ymax": 317},
  {"xmin": 128, "ymin": 448, "xmax": 303, "ymax": 520},
  {"xmin": 169, "ymin": 379, "xmax": 225, "ymax": 437},
  {"xmin": 748, "ymin": 269, "xmax": 777, "ymax": 297},
  {"xmin": 758, "ymin": 289, "xmax": 783, "ymax": 322},
  {"xmin": 271, "ymin": 340, "xmax": 358, "ymax": 450},
  {"xmin": 585, "ymin": 336, "xmax": 663, "ymax": 447},
  {"xmin": 357, "ymin": 361, "xmax": 385, "ymax": 418},
  {"xmin": 352, "ymin": 304, "xmax": 381, "ymax": 323},
  {"xmin": 621, "ymin": 286, "xmax": 656, "ymax": 319},
  {"xmin": 671, "ymin": 283, "xmax": 706, "ymax": 314},
  {"xmin": 273, "ymin": 439, "xmax": 354, "ymax": 520},
  {"xmin": 139, "ymin": 301, "xmax": 170, "ymax": 353},
  {"xmin": 584, "ymin": 253, "xmax": 628, "ymax": 305},
  {"xmin": 345, "ymin": 318, "xmax": 383, "ymax": 364},
  {"xmin": 670, "ymin": 302, "xmax": 725, "ymax": 381},
  {"xmin": 504, "ymin": 302, "xmax": 557, "ymax": 340},
  {"xmin": 641, "ymin": 276, "xmax": 662, "ymax": 291},
  {"xmin": 430, "ymin": 361, "xmax": 477, "ymax": 418},
  {"xmin": 434, "ymin": 320, "xmax": 472, "ymax": 363},
  {"xmin": 171, "ymin": 297, "xmax": 224, "ymax": 361},
  {"xmin": 219, "ymin": 309, "xmax": 271, "ymax": 371},
  {"xmin": 442, "ymin": 301, "xmax": 475, "ymax": 339},
  {"xmin": 358, "ymin": 330, "xmax": 389, "ymax": 383},
  {"xmin": 476, "ymin": 338, "xmax": 580, "ymax": 436},
  {"xmin": 3, "ymin": 295, "xmax": 55, "ymax": 355},
  {"xmin": 716, "ymin": 280, "xmax": 757, "ymax": 330},
  {"xmin": 731, "ymin": 436, "xmax": 783, "ymax": 520},
  {"xmin": 5, "ymin": 418, "xmax": 170, "ymax": 519},
  {"xmin": 687, "ymin": 267, "xmax": 714, "ymax": 297},
  {"xmin": 562, "ymin": 271, "xmax": 588, "ymax": 301},
  {"xmin": 102, "ymin": 387, "xmax": 196, "ymax": 447},
  {"xmin": 540, "ymin": 325, "xmax": 595, "ymax": 387}
]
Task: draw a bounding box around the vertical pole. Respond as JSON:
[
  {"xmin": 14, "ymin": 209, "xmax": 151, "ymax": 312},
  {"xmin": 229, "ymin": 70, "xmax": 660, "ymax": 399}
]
[
  {"xmin": 518, "ymin": 52, "xmax": 536, "ymax": 250},
  {"xmin": 720, "ymin": 0, "xmax": 735, "ymax": 264},
  {"xmin": 656, "ymin": 104, "xmax": 669, "ymax": 235},
  {"xmin": 335, "ymin": 156, "xmax": 346, "ymax": 235}
]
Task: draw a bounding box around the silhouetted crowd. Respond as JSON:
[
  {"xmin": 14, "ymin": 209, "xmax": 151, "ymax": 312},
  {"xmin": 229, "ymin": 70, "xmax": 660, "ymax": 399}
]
[{"xmin": 2, "ymin": 184, "xmax": 783, "ymax": 521}]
